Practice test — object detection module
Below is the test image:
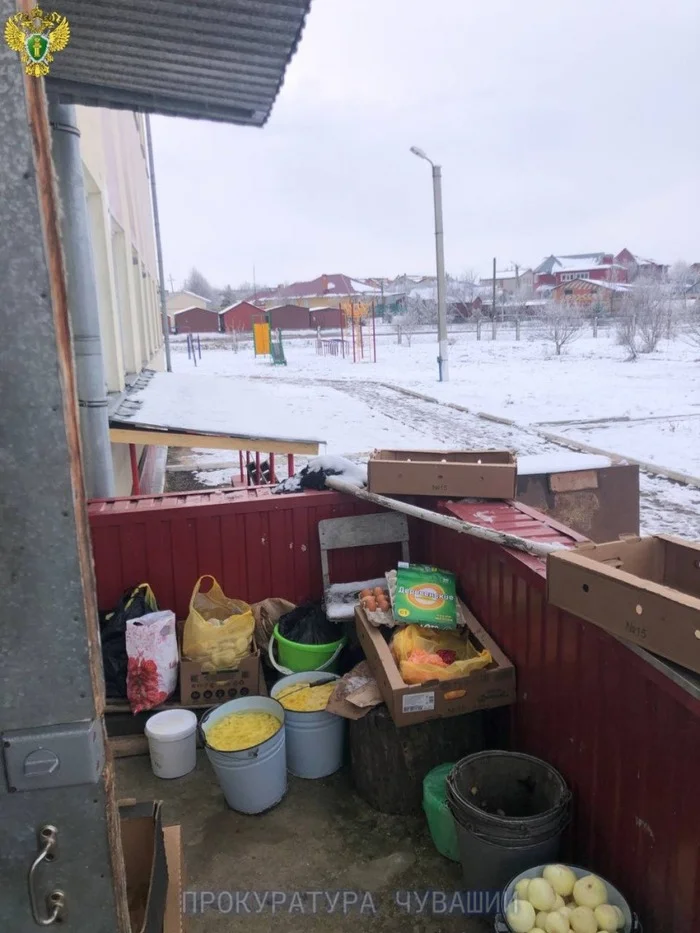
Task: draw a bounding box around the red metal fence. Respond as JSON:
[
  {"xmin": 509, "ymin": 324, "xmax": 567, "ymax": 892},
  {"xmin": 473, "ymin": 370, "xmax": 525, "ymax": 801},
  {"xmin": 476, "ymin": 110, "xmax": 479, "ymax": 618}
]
[{"xmin": 88, "ymin": 489, "xmax": 700, "ymax": 930}]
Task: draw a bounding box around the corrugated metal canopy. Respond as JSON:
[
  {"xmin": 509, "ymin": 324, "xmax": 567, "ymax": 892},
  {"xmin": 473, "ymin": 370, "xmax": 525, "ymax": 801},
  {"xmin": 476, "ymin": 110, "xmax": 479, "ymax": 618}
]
[{"xmin": 45, "ymin": 0, "xmax": 311, "ymax": 125}]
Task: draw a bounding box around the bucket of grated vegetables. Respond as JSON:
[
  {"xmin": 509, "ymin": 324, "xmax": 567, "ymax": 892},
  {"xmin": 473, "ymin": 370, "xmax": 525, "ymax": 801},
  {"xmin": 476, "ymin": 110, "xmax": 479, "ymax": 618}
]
[
  {"xmin": 271, "ymin": 671, "xmax": 346, "ymax": 779},
  {"xmin": 200, "ymin": 696, "xmax": 287, "ymax": 813}
]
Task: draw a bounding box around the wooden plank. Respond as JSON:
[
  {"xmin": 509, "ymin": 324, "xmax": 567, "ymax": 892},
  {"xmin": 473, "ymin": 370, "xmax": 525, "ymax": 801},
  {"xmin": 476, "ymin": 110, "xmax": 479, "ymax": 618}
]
[
  {"xmin": 109, "ymin": 735, "xmax": 150, "ymax": 758},
  {"xmin": 549, "ymin": 469, "xmax": 599, "ymax": 492},
  {"xmin": 109, "ymin": 427, "xmax": 319, "ymax": 455}
]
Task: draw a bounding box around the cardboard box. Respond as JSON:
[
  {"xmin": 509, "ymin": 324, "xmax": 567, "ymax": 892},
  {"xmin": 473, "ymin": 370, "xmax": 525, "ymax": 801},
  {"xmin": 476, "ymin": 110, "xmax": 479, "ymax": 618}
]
[
  {"xmin": 547, "ymin": 535, "xmax": 700, "ymax": 675},
  {"xmin": 120, "ymin": 801, "xmax": 168, "ymax": 933},
  {"xmin": 163, "ymin": 825, "xmax": 185, "ymax": 933},
  {"xmin": 355, "ymin": 601, "xmax": 516, "ymax": 726},
  {"xmin": 179, "ymin": 650, "xmax": 262, "ymax": 706},
  {"xmin": 368, "ymin": 449, "xmax": 516, "ymax": 499}
]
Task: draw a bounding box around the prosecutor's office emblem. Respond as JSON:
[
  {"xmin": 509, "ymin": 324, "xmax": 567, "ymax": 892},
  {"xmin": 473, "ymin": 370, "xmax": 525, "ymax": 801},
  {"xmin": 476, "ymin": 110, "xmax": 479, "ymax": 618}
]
[{"xmin": 4, "ymin": 6, "xmax": 70, "ymax": 77}]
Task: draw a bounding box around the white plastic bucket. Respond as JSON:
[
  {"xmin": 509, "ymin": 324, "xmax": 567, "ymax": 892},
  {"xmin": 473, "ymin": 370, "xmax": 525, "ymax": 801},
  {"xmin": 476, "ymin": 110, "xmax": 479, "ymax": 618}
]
[
  {"xmin": 144, "ymin": 709, "xmax": 198, "ymax": 779},
  {"xmin": 271, "ymin": 671, "xmax": 345, "ymax": 779},
  {"xmin": 200, "ymin": 697, "xmax": 287, "ymax": 814}
]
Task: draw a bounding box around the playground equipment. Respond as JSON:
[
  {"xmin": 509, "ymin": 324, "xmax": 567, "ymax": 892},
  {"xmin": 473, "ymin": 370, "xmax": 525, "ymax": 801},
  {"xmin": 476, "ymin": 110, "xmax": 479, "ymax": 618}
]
[
  {"xmin": 185, "ymin": 332, "xmax": 202, "ymax": 366},
  {"xmin": 270, "ymin": 328, "xmax": 287, "ymax": 365},
  {"xmin": 339, "ymin": 300, "xmax": 377, "ymax": 363},
  {"xmin": 253, "ymin": 319, "xmax": 271, "ymax": 357},
  {"xmin": 253, "ymin": 318, "xmax": 286, "ymax": 365}
]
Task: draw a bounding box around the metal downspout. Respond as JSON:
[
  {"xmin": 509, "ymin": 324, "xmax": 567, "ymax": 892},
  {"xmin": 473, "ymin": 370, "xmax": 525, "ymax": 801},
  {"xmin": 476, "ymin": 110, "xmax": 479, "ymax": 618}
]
[
  {"xmin": 145, "ymin": 113, "xmax": 172, "ymax": 372},
  {"xmin": 48, "ymin": 99, "xmax": 115, "ymax": 498}
]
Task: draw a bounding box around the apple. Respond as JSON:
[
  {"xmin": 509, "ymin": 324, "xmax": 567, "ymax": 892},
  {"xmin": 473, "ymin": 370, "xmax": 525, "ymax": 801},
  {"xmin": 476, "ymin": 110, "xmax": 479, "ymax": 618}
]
[
  {"xmin": 543, "ymin": 864, "xmax": 577, "ymax": 898},
  {"xmin": 515, "ymin": 879, "xmax": 531, "ymax": 900},
  {"xmin": 557, "ymin": 905, "xmax": 572, "ymax": 919},
  {"xmin": 506, "ymin": 897, "xmax": 536, "ymax": 932},
  {"xmin": 595, "ymin": 904, "xmax": 621, "ymax": 931},
  {"xmin": 552, "ymin": 895, "xmax": 565, "ymax": 911},
  {"xmin": 544, "ymin": 912, "xmax": 570, "ymax": 933},
  {"xmin": 569, "ymin": 905, "xmax": 597, "ymax": 933},
  {"xmin": 612, "ymin": 906, "xmax": 624, "ymax": 928},
  {"xmin": 531, "ymin": 929, "xmax": 546, "ymax": 933},
  {"xmin": 527, "ymin": 878, "xmax": 557, "ymax": 912},
  {"xmin": 572, "ymin": 875, "xmax": 607, "ymax": 909},
  {"xmin": 536, "ymin": 911, "xmax": 550, "ymax": 928}
]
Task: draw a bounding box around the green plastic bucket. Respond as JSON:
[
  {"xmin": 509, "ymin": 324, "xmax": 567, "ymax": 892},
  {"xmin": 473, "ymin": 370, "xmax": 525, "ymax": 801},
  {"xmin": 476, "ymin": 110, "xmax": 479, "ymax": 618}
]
[
  {"xmin": 270, "ymin": 623, "xmax": 346, "ymax": 674},
  {"xmin": 423, "ymin": 763, "xmax": 460, "ymax": 862}
]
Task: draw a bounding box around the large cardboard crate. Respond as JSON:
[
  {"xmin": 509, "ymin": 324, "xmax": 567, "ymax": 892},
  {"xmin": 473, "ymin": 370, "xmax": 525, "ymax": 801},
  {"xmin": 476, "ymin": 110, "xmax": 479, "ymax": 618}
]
[
  {"xmin": 368, "ymin": 449, "xmax": 516, "ymax": 498},
  {"xmin": 355, "ymin": 601, "xmax": 516, "ymax": 726},
  {"xmin": 547, "ymin": 535, "xmax": 700, "ymax": 675}
]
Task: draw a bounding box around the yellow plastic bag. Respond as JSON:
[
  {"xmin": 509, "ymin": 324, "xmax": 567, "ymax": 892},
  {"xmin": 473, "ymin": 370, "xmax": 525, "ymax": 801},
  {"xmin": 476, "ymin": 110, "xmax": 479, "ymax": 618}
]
[
  {"xmin": 391, "ymin": 624, "xmax": 492, "ymax": 686},
  {"xmin": 182, "ymin": 575, "xmax": 255, "ymax": 672}
]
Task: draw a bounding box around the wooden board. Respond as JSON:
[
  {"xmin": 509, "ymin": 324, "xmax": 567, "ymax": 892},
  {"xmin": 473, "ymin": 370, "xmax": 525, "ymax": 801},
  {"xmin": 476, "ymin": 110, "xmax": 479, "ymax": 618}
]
[{"xmin": 109, "ymin": 427, "xmax": 319, "ymax": 456}]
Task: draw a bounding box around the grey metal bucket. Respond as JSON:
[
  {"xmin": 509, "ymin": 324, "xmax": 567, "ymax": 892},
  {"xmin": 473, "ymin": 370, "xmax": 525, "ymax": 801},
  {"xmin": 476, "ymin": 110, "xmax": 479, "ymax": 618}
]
[
  {"xmin": 200, "ymin": 696, "xmax": 287, "ymax": 814},
  {"xmin": 271, "ymin": 671, "xmax": 345, "ymax": 779},
  {"xmin": 446, "ymin": 750, "xmax": 571, "ymax": 892}
]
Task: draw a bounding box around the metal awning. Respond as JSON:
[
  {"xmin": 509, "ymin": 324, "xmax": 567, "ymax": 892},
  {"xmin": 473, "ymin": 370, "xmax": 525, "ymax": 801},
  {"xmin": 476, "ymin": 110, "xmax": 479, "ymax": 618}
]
[{"xmin": 45, "ymin": 0, "xmax": 312, "ymax": 125}]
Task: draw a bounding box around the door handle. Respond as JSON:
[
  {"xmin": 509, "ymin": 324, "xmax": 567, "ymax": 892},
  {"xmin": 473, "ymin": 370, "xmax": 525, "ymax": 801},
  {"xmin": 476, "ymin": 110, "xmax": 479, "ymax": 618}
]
[{"xmin": 28, "ymin": 825, "xmax": 65, "ymax": 926}]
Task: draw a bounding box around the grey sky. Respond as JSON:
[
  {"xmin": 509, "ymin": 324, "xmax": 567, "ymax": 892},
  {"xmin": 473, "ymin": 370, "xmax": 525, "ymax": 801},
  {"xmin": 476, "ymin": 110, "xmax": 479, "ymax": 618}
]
[{"xmin": 152, "ymin": 0, "xmax": 699, "ymax": 289}]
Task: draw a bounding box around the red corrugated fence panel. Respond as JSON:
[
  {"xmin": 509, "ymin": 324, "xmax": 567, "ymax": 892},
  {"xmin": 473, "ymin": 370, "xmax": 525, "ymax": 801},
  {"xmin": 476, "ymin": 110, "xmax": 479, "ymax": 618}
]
[
  {"xmin": 428, "ymin": 500, "xmax": 700, "ymax": 932},
  {"xmin": 88, "ymin": 488, "xmax": 403, "ymax": 617}
]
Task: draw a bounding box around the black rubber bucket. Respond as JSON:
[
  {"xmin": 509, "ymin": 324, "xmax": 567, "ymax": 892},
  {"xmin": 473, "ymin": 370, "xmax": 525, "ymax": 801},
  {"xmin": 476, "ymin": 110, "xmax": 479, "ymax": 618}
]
[{"xmin": 446, "ymin": 750, "xmax": 571, "ymax": 894}]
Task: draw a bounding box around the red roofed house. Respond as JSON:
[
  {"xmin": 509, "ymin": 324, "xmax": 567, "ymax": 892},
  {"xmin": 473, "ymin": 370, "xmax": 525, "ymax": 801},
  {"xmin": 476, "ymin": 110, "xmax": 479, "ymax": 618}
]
[
  {"xmin": 534, "ymin": 253, "xmax": 629, "ymax": 290},
  {"xmin": 253, "ymin": 273, "xmax": 379, "ymax": 310},
  {"xmin": 219, "ymin": 300, "xmax": 262, "ymax": 333},
  {"xmin": 551, "ymin": 278, "xmax": 633, "ymax": 309}
]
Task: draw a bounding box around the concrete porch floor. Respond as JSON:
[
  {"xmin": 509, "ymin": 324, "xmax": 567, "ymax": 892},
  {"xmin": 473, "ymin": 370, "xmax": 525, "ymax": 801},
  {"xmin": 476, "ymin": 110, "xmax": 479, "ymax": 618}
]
[{"xmin": 117, "ymin": 752, "xmax": 492, "ymax": 932}]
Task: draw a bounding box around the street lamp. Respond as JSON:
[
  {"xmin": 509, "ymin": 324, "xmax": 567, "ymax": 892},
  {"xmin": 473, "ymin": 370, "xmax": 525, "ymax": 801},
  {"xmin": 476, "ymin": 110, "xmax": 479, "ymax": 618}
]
[{"xmin": 410, "ymin": 145, "xmax": 449, "ymax": 381}]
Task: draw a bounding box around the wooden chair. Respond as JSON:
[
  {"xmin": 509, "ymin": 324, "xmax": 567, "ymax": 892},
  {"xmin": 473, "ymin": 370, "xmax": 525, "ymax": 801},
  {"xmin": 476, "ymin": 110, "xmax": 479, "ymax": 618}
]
[{"xmin": 318, "ymin": 512, "xmax": 410, "ymax": 621}]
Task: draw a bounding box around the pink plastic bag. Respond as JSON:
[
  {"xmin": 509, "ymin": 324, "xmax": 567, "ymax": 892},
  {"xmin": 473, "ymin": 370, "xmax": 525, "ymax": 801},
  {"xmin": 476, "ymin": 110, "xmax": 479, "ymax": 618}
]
[{"xmin": 125, "ymin": 610, "xmax": 179, "ymax": 714}]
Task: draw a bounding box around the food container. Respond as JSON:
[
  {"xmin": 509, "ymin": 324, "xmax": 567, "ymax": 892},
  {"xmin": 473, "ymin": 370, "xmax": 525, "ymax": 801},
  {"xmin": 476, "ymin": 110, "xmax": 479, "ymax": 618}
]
[{"xmin": 494, "ymin": 863, "xmax": 642, "ymax": 932}]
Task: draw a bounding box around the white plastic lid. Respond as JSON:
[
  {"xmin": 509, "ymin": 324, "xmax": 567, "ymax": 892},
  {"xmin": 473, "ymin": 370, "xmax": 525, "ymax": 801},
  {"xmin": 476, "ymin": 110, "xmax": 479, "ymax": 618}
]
[{"xmin": 145, "ymin": 709, "xmax": 197, "ymax": 742}]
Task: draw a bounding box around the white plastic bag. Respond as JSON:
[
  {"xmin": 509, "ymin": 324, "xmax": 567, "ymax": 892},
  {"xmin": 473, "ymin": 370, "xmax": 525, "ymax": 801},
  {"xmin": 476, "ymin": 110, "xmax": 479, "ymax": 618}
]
[{"xmin": 126, "ymin": 610, "xmax": 178, "ymax": 714}]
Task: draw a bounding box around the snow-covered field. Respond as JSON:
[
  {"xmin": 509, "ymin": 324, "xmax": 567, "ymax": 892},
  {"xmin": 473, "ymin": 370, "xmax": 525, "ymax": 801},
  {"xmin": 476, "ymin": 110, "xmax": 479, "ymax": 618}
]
[{"xmin": 165, "ymin": 326, "xmax": 700, "ymax": 538}]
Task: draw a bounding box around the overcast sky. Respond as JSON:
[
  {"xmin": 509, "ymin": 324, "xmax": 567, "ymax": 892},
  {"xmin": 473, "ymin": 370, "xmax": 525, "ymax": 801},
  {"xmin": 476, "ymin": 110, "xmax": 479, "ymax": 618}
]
[{"xmin": 152, "ymin": 0, "xmax": 699, "ymax": 290}]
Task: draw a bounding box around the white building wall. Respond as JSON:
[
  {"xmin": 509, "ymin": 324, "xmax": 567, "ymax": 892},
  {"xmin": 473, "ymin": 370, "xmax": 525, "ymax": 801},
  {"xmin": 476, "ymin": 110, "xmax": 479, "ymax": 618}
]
[{"xmin": 76, "ymin": 106, "xmax": 164, "ymax": 495}]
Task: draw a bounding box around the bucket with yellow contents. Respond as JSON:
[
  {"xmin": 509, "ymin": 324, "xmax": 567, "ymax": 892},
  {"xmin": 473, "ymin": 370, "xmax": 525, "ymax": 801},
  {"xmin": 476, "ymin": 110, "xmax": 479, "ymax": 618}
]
[
  {"xmin": 271, "ymin": 671, "xmax": 345, "ymax": 779},
  {"xmin": 200, "ymin": 696, "xmax": 287, "ymax": 813}
]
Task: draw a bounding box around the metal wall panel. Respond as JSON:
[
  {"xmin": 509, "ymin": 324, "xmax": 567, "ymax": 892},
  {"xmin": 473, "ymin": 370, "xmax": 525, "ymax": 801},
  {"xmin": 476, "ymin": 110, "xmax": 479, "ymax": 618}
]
[
  {"xmin": 427, "ymin": 501, "xmax": 700, "ymax": 933},
  {"xmin": 87, "ymin": 490, "xmax": 700, "ymax": 929},
  {"xmin": 89, "ymin": 489, "xmax": 401, "ymax": 615}
]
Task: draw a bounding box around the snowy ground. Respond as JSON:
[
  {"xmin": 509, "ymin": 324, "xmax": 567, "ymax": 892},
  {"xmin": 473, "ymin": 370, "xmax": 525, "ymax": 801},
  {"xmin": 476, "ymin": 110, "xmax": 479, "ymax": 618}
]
[{"xmin": 166, "ymin": 326, "xmax": 700, "ymax": 538}]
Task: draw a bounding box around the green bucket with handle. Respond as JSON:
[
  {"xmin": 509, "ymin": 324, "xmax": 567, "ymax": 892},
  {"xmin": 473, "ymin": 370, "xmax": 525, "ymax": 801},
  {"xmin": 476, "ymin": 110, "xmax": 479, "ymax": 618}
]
[
  {"xmin": 423, "ymin": 763, "xmax": 460, "ymax": 861},
  {"xmin": 269, "ymin": 624, "xmax": 346, "ymax": 675}
]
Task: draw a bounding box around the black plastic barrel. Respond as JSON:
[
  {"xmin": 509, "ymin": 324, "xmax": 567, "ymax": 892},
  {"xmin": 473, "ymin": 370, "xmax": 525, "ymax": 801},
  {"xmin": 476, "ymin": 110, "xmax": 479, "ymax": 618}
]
[{"xmin": 446, "ymin": 750, "xmax": 571, "ymax": 893}]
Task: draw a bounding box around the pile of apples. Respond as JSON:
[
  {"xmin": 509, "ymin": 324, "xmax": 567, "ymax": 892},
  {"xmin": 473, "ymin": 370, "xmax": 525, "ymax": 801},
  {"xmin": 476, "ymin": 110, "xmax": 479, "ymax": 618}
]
[{"xmin": 506, "ymin": 865, "xmax": 626, "ymax": 933}]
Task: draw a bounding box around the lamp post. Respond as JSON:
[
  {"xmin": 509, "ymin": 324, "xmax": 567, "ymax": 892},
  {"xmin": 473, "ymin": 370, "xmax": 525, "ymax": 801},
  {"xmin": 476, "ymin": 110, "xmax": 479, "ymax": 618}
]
[{"xmin": 410, "ymin": 146, "xmax": 449, "ymax": 381}]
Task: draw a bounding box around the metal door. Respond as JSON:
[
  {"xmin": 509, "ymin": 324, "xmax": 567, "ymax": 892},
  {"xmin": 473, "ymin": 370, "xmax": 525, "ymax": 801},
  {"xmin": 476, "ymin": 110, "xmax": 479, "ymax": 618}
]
[{"xmin": 0, "ymin": 17, "xmax": 128, "ymax": 931}]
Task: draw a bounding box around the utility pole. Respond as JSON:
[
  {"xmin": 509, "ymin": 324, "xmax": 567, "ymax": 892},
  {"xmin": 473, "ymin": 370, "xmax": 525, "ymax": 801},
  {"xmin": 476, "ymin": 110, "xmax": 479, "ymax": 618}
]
[
  {"xmin": 432, "ymin": 164, "xmax": 449, "ymax": 381},
  {"xmin": 492, "ymin": 257, "xmax": 498, "ymax": 339},
  {"xmin": 410, "ymin": 146, "xmax": 449, "ymax": 381},
  {"xmin": 168, "ymin": 274, "xmax": 174, "ymax": 292}
]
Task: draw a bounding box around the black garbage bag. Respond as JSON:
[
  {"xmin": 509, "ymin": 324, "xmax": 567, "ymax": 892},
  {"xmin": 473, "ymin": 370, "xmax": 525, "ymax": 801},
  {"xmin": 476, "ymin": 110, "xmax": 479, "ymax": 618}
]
[
  {"xmin": 100, "ymin": 584, "xmax": 158, "ymax": 698},
  {"xmin": 277, "ymin": 601, "xmax": 340, "ymax": 645}
]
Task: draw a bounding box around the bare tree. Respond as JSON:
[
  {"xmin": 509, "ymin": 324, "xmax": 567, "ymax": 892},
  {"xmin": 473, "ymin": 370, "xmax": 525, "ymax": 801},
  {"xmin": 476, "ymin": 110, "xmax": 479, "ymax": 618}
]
[
  {"xmin": 684, "ymin": 307, "xmax": 700, "ymax": 350},
  {"xmin": 183, "ymin": 266, "xmax": 214, "ymax": 300},
  {"xmin": 394, "ymin": 295, "xmax": 437, "ymax": 347},
  {"xmin": 540, "ymin": 299, "xmax": 585, "ymax": 355},
  {"xmin": 616, "ymin": 282, "xmax": 673, "ymax": 356}
]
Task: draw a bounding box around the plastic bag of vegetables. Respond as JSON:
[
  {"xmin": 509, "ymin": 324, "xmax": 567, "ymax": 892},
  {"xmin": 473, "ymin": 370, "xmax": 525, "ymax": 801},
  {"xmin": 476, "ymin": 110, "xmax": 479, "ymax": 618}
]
[{"xmin": 390, "ymin": 624, "xmax": 492, "ymax": 685}]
